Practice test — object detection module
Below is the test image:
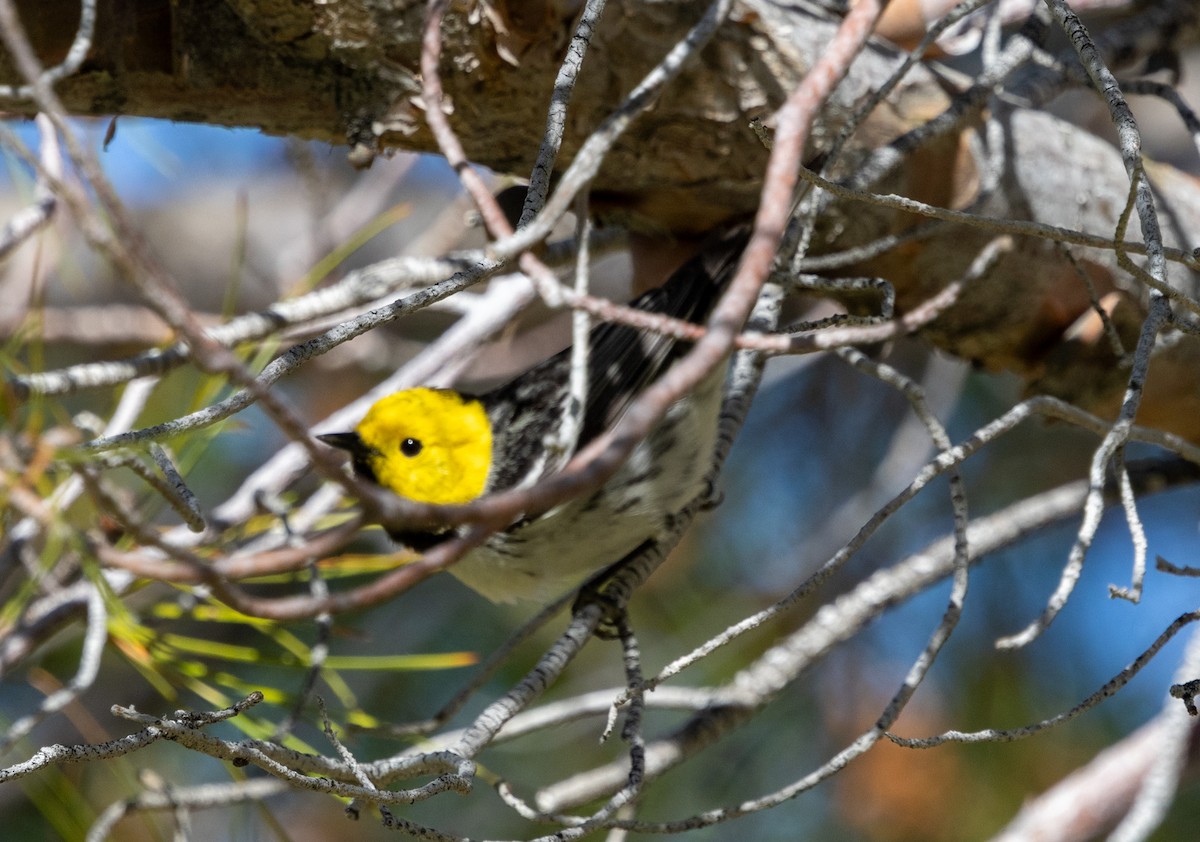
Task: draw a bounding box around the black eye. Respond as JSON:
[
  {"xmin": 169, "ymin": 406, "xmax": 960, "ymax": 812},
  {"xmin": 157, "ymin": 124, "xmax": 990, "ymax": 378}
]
[{"xmin": 400, "ymin": 437, "xmax": 423, "ymax": 457}]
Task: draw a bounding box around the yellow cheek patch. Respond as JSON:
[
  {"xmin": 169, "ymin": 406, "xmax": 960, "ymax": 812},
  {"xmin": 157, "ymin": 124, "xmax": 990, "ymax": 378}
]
[{"xmin": 353, "ymin": 388, "xmax": 492, "ymax": 505}]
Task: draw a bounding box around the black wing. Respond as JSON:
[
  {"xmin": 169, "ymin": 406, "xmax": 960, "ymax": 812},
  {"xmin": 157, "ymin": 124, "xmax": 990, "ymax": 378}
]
[{"xmin": 483, "ymin": 226, "xmax": 748, "ymax": 492}]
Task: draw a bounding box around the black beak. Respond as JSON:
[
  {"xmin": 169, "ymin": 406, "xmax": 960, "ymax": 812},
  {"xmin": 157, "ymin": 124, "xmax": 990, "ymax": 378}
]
[
  {"xmin": 317, "ymin": 431, "xmax": 367, "ymax": 456},
  {"xmin": 318, "ymin": 431, "xmax": 381, "ymax": 484}
]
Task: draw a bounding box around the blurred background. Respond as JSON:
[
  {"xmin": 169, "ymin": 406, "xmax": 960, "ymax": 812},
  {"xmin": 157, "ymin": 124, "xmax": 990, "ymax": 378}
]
[{"xmin": 3, "ymin": 54, "xmax": 1200, "ymax": 839}]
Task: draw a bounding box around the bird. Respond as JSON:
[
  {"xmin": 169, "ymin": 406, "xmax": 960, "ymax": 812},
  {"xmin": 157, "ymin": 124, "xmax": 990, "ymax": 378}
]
[{"xmin": 319, "ymin": 228, "xmax": 747, "ymax": 603}]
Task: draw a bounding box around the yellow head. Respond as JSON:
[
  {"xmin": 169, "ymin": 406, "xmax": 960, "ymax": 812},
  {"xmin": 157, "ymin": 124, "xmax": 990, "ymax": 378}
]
[{"xmin": 322, "ymin": 388, "xmax": 493, "ymax": 505}]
